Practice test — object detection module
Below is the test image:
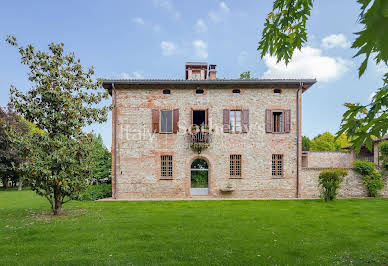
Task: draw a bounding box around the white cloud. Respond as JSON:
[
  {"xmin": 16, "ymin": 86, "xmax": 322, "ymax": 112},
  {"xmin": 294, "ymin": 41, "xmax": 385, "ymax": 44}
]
[
  {"xmin": 376, "ymin": 62, "xmax": 388, "ymax": 74},
  {"xmin": 194, "ymin": 19, "xmax": 208, "ymax": 33},
  {"xmin": 153, "ymin": 0, "xmax": 181, "ymax": 19},
  {"xmin": 161, "ymin": 41, "xmax": 178, "ymax": 56},
  {"xmin": 132, "ymin": 17, "xmax": 145, "ymax": 25},
  {"xmin": 209, "ymin": 1, "xmax": 230, "ymax": 23},
  {"xmin": 321, "ymin": 34, "xmax": 351, "ymax": 49},
  {"xmin": 262, "ymin": 46, "xmax": 351, "ymax": 82},
  {"xmin": 193, "ymin": 40, "xmax": 208, "ymax": 59}
]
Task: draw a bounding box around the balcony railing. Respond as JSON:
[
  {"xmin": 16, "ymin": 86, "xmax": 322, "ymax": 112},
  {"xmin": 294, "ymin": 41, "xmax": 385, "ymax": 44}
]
[{"xmin": 189, "ymin": 131, "xmax": 211, "ymax": 153}]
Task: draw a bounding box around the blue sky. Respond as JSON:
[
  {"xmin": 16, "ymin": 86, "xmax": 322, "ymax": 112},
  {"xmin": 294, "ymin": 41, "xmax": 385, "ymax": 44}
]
[{"xmin": 1, "ymin": 0, "xmax": 387, "ymax": 148}]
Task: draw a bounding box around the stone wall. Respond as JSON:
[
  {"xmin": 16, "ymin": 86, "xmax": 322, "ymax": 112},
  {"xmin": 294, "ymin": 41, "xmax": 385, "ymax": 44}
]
[
  {"xmin": 304, "ymin": 151, "xmax": 353, "ymax": 169},
  {"xmin": 113, "ymin": 85, "xmax": 302, "ymax": 199},
  {"xmin": 300, "ymin": 168, "xmax": 388, "ymax": 198}
]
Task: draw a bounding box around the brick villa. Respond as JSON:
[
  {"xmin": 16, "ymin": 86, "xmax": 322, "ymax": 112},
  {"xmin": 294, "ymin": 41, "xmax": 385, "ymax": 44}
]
[{"xmin": 103, "ymin": 62, "xmax": 387, "ymax": 199}]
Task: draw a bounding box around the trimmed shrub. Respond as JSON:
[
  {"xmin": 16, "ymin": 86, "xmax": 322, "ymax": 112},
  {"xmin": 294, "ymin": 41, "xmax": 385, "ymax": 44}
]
[
  {"xmin": 353, "ymin": 160, "xmax": 385, "ymax": 197},
  {"xmin": 78, "ymin": 184, "xmax": 112, "ymax": 201},
  {"xmin": 318, "ymin": 169, "xmax": 348, "ymax": 201}
]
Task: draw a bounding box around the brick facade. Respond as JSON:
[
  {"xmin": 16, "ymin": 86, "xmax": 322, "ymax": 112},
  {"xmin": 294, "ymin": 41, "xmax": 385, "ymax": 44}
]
[{"xmin": 110, "ymin": 84, "xmax": 304, "ymax": 199}]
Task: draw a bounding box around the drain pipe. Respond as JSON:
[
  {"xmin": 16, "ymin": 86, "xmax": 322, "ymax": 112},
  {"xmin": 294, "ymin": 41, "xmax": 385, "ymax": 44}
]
[
  {"xmin": 296, "ymin": 82, "xmax": 303, "ymax": 198},
  {"xmin": 112, "ymin": 83, "xmax": 118, "ymax": 199}
]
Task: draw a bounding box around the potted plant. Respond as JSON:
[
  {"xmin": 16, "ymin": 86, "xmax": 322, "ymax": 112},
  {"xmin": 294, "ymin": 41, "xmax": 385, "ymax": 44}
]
[
  {"xmin": 202, "ymin": 125, "xmax": 209, "ymax": 134},
  {"xmin": 192, "ymin": 125, "xmax": 200, "ymax": 133}
]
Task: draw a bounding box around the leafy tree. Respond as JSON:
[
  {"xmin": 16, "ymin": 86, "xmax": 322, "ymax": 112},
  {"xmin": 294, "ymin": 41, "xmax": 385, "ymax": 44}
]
[
  {"xmin": 6, "ymin": 35, "xmax": 109, "ymax": 215},
  {"xmin": 378, "ymin": 141, "xmax": 388, "ymax": 171},
  {"xmin": 0, "ymin": 103, "xmax": 29, "ymax": 189},
  {"xmin": 302, "ymin": 136, "xmax": 311, "ymax": 151},
  {"xmin": 90, "ymin": 134, "xmax": 111, "ymax": 183},
  {"xmin": 310, "ymin": 132, "xmax": 350, "ymax": 151},
  {"xmin": 239, "ymin": 71, "xmax": 252, "ymax": 80},
  {"xmin": 258, "ymin": 0, "xmax": 388, "ymax": 152}
]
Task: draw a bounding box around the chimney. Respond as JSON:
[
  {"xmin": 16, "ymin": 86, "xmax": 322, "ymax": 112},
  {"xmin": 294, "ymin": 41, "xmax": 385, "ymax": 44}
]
[
  {"xmin": 185, "ymin": 62, "xmax": 208, "ymax": 80},
  {"xmin": 208, "ymin": 64, "xmax": 216, "ymax": 80}
]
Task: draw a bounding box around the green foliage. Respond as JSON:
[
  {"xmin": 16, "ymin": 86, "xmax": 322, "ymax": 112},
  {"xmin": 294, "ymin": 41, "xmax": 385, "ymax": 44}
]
[
  {"xmin": 6, "ymin": 36, "xmax": 109, "ymax": 215},
  {"xmin": 258, "ymin": 1, "xmax": 388, "ymax": 152},
  {"xmin": 77, "ymin": 184, "xmax": 112, "ymax": 201},
  {"xmin": 239, "ymin": 71, "xmax": 252, "ymax": 79},
  {"xmin": 90, "ymin": 134, "xmax": 111, "ymax": 183},
  {"xmin": 302, "ymin": 136, "xmax": 310, "ymax": 151},
  {"xmin": 310, "ymin": 132, "xmax": 350, "ymax": 151},
  {"xmin": 379, "ymin": 141, "xmax": 388, "ymax": 171},
  {"xmin": 318, "ymin": 169, "xmax": 348, "ymax": 201},
  {"xmin": 353, "ymin": 160, "xmax": 385, "ymax": 197}
]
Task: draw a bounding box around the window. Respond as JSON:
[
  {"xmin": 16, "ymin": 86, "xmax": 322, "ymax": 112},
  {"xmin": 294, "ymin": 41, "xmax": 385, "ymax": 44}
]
[
  {"xmin": 196, "ymin": 88, "xmax": 204, "ymax": 94},
  {"xmin": 230, "ymin": 155, "xmax": 242, "ymax": 177},
  {"xmin": 230, "ymin": 110, "xmax": 242, "ymax": 133},
  {"xmin": 272, "ymin": 154, "xmax": 283, "ymax": 177},
  {"xmin": 232, "ymin": 89, "xmax": 240, "ymax": 94},
  {"xmin": 273, "ymin": 111, "xmax": 283, "ymax": 133},
  {"xmin": 160, "ymin": 110, "xmax": 173, "ymax": 133},
  {"xmin": 161, "ymin": 155, "xmax": 173, "ymax": 178},
  {"xmin": 192, "ymin": 71, "xmax": 201, "ymax": 80},
  {"xmin": 274, "ymin": 89, "xmax": 282, "ymax": 94},
  {"xmin": 163, "ymin": 89, "xmax": 170, "ymax": 95}
]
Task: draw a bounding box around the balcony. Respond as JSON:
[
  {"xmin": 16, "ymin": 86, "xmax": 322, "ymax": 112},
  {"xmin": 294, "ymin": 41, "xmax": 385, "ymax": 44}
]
[{"xmin": 189, "ymin": 126, "xmax": 211, "ymax": 153}]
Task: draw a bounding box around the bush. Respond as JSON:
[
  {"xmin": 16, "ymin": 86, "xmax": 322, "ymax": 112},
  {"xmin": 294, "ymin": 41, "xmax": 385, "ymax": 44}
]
[
  {"xmin": 353, "ymin": 160, "xmax": 385, "ymax": 197},
  {"xmin": 318, "ymin": 169, "xmax": 348, "ymax": 201},
  {"xmin": 78, "ymin": 184, "xmax": 112, "ymax": 201},
  {"xmin": 379, "ymin": 141, "xmax": 388, "ymax": 171}
]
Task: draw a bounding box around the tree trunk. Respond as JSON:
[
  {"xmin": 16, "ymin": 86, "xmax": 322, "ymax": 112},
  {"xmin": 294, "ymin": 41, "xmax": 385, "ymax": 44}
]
[
  {"xmin": 53, "ymin": 199, "xmax": 63, "ymax": 215},
  {"xmin": 18, "ymin": 178, "xmax": 22, "ymax": 191},
  {"xmin": 2, "ymin": 177, "xmax": 8, "ymax": 189}
]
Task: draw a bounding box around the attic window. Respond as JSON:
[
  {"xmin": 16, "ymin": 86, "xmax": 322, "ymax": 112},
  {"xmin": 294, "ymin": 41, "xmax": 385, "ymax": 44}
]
[
  {"xmin": 274, "ymin": 89, "xmax": 282, "ymax": 94},
  {"xmin": 163, "ymin": 89, "xmax": 171, "ymax": 95},
  {"xmin": 232, "ymin": 89, "xmax": 240, "ymax": 94},
  {"xmin": 196, "ymin": 88, "xmax": 204, "ymax": 95}
]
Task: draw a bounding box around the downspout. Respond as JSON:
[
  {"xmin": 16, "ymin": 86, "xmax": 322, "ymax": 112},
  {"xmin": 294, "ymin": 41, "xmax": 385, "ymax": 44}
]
[
  {"xmin": 112, "ymin": 83, "xmax": 117, "ymax": 199},
  {"xmin": 296, "ymin": 82, "xmax": 303, "ymax": 198}
]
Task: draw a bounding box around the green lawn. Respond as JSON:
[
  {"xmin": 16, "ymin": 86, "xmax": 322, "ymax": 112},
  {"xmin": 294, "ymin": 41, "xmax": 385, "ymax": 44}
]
[{"xmin": 1, "ymin": 190, "xmax": 388, "ymax": 265}]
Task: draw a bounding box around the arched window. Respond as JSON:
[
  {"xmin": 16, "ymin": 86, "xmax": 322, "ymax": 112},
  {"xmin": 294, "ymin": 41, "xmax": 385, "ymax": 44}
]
[
  {"xmin": 191, "ymin": 158, "xmax": 208, "ymax": 169},
  {"xmin": 163, "ymin": 89, "xmax": 171, "ymax": 95},
  {"xmin": 232, "ymin": 89, "xmax": 240, "ymax": 94},
  {"xmin": 274, "ymin": 89, "xmax": 282, "ymax": 94}
]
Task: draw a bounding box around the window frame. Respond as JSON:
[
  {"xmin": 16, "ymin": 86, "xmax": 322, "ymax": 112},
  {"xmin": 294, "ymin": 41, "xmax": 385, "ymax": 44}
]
[
  {"xmin": 192, "ymin": 71, "xmax": 201, "ymax": 80},
  {"xmin": 230, "ymin": 154, "xmax": 242, "ymax": 178},
  {"xmin": 272, "ymin": 154, "xmax": 283, "ymax": 178},
  {"xmin": 229, "ymin": 110, "xmax": 242, "ymax": 133},
  {"xmin": 160, "ymin": 155, "xmax": 173, "ymax": 179},
  {"xmin": 160, "ymin": 110, "xmax": 173, "ymax": 133},
  {"xmin": 272, "ymin": 110, "xmax": 284, "ymax": 133}
]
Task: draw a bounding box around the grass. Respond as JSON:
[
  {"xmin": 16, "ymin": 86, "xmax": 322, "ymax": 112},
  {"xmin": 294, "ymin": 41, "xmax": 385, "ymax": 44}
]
[{"xmin": 0, "ymin": 190, "xmax": 388, "ymax": 265}]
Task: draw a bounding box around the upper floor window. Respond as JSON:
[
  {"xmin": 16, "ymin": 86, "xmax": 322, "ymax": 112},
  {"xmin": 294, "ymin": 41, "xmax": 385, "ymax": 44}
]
[
  {"xmin": 160, "ymin": 110, "xmax": 173, "ymax": 133},
  {"xmin": 230, "ymin": 110, "xmax": 242, "ymax": 133},
  {"xmin": 192, "ymin": 71, "xmax": 201, "ymax": 80},
  {"xmin": 163, "ymin": 89, "xmax": 171, "ymax": 95},
  {"xmin": 274, "ymin": 89, "xmax": 282, "ymax": 94},
  {"xmin": 265, "ymin": 109, "xmax": 291, "ymax": 133},
  {"xmin": 273, "ymin": 111, "xmax": 283, "ymax": 133},
  {"xmin": 196, "ymin": 88, "xmax": 204, "ymax": 94},
  {"xmin": 232, "ymin": 89, "xmax": 240, "ymax": 94}
]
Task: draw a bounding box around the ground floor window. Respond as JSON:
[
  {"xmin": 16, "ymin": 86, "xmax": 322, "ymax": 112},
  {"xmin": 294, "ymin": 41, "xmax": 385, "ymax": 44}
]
[
  {"xmin": 230, "ymin": 154, "xmax": 242, "ymax": 177},
  {"xmin": 272, "ymin": 154, "xmax": 283, "ymax": 177},
  {"xmin": 161, "ymin": 155, "xmax": 173, "ymax": 178}
]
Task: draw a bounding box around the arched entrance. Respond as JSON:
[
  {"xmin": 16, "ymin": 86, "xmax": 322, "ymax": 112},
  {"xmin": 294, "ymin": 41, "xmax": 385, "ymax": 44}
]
[{"xmin": 190, "ymin": 158, "xmax": 209, "ymax": 195}]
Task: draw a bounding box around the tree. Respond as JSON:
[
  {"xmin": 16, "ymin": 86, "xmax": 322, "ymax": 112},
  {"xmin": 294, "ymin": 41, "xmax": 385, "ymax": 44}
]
[
  {"xmin": 310, "ymin": 132, "xmax": 350, "ymax": 151},
  {"xmin": 258, "ymin": 0, "xmax": 388, "ymax": 152},
  {"xmin": 6, "ymin": 35, "xmax": 109, "ymax": 215},
  {"xmin": 239, "ymin": 71, "xmax": 252, "ymax": 79},
  {"xmin": 0, "ymin": 103, "xmax": 29, "ymax": 189},
  {"xmin": 90, "ymin": 134, "xmax": 111, "ymax": 184},
  {"xmin": 302, "ymin": 136, "xmax": 310, "ymax": 151}
]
